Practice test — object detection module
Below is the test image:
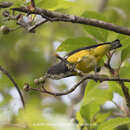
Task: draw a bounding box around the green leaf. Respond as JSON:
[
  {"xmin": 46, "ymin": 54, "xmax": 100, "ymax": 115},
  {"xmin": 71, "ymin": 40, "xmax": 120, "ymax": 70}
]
[
  {"xmin": 120, "ymin": 37, "xmax": 130, "ymax": 49},
  {"xmin": 37, "ymin": 0, "xmax": 74, "ymax": 10},
  {"xmin": 37, "ymin": 0, "xmax": 58, "ymax": 10},
  {"xmin": 57, "ymin": 37, "xmax": 97, "ymax": 52},
  {"xmin": 84, "ymin": 80, "xmax": 97, "ymax": 95},
  {"xmin": 119, "ymin": 62, "xmax": 130, "ymax": 78},
  {"xmin": 104, "ymin": 7, "xmax": 126, "ymax": 25},
  {"xmin": 80, "ymin": 102, "xmax": 100, "ymax": 123},
  {"xmin": 16, "ymin": 98, "xmax": 54, "ymax": 130},
  {"xmin": 82, "ymin": 11, "xmax": 108, "ymax": 42},
  {"xmin": 108, "ymin": 82, "xmax": 123, "ymax": 96},
  {"xmin": 95, "ymin": 112, "xmax": 112, "ymax": 124},
  {"xmin": 116, "ymin": 34, "xmax": 129, "ymax": 41},
  {"xmin": 53, "ymin": 1, "xmax": 74, "ymax": 10},
  {"xmin": 98, "ymin": 117, "xmax": 130, "ymax": 130},
  {"xmin": 83, "ymin": 81, "xmax": 113, "ymax": 105},
  {"xmin": 119, "ymin": 37, "xmax": 130, "ymax": 61},
  {"xmin": 126, "ymin": 82, "xmax": 130, "ymax": 95},
  {"xmin": 0, "ymin": 92, "xmax": 12, "ymax": 106},
  {"xmin": 0, "ymin": 73, "xmax": 13, "ymax": 89},
  {"xmin": 76, "ymin": 112, "xmax": 85, "ymax": 126},
  {"xmin": 121, "ymin": 45, "xmax": 130, "ymax": 62}
]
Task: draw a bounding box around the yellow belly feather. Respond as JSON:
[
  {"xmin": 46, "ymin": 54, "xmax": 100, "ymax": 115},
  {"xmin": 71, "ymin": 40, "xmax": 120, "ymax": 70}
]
[{"xmin": 67, "ymin": 45, "xmax": 110, "ymax": 73}]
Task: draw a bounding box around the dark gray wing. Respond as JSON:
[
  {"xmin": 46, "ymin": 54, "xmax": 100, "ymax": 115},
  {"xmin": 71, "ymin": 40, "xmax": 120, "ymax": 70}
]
[{"xmin": 65, "ymin": 42, "xmax": 112, "ymax": 58}]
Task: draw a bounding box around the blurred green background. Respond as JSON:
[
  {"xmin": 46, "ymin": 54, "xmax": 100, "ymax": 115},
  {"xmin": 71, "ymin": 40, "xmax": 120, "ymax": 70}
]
[{"xmin": 0, "ymin": 0, "xmax": 130, "ymax": 130}]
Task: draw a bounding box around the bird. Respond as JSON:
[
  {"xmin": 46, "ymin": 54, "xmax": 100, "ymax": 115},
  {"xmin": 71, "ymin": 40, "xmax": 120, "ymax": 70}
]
[{"xmin": 37, "ymin": 39, "xmax": 122, "ymax": 84}]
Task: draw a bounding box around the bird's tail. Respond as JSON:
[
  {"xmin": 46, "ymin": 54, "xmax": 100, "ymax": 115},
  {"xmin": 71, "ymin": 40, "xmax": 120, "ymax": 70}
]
[{"xmin": 110, "ymin": 39, "xmax": 122, "ymax": 50}]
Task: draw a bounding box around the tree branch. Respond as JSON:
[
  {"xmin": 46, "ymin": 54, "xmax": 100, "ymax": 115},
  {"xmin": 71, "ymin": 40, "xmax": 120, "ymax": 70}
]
[
  {"xmin": 24, "ymin": 76, "xmax": 87, "ymax": 96},
  {"xmin": 24, "ymin": 74, "xmax": 130, "ymax": 96},
  {"xmin": 12, "ymin": 7, "xmax": 130, "ymax": 35},
  {"xmin": 0, "ymin": 65, "xmax": 25, "ymax": 108}
]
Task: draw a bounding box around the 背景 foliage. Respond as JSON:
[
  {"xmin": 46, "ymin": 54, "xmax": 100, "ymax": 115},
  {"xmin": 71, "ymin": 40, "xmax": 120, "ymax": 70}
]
[{"xmin": 0, "ymin": 0, "xmax": 130, "ymax": 130}]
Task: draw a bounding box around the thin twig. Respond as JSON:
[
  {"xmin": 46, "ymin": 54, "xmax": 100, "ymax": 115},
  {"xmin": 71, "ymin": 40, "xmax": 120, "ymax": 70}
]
[
  {"xmin": 0, "ymin": 65, "xmax": 25, "ymax": 108},
  {"xmin": 82, "ymin": 74, "xmax": 130, "ymax": 82},
  {"xmin": 25, "ymin": 76, "xmax": 87, "ymax": 96},
  {"xmin": 28, "ymin": 19, "xmax": 48, "ymax": 32},
  {"xmin": 25, "ymin": 74, "xmax": 130, "ymax": 96},
  {"xmin": 112, "ymin": 99, "xmax": 130, "ymax": 117},
  {"xmin": 12, "ymin": 7, "xmax": 130, "ymax": 35},
  {"xmin": 30, "ymin": 0, "xmax": 35, "ymax": 9},
  {"xmin": 112, "ymin": 101, "xmax": 122, "ymax": 111}
]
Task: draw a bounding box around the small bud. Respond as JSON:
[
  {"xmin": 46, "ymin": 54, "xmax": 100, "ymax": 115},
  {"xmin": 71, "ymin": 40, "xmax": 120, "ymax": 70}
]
[
  {"xmin": 34, "ymin": 78, "xmax": 39, "ymax": 84},
  {"xmin": 39, "ymin": 77, "xmax": 44, "ymax": 83},
  {"xmin": 0, "ymin": 25, "xmax": 10, "ymax": 34},
  {"xmin": 2, "ymin": 10, "xmax": 9, "ymax": 17},
  {"xmin": 23, "ymin": 83, "xmax": 30, "ymax": 92}
]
